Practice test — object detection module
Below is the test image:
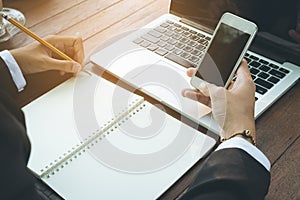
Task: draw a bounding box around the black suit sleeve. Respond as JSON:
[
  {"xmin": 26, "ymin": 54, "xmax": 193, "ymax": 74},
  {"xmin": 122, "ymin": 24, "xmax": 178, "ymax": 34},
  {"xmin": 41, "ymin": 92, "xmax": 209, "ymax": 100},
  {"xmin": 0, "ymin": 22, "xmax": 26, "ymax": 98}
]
[
  {"xmin": 0, "ymin": 57, "xmax": 19, "ymax": 97},
  {"xmin": 180, "ymin": 148, "xmax": 270, "ymax": 200},
  {"xmin": 0, "ymin": 59, "xmax": 42, "ymax": 199}
]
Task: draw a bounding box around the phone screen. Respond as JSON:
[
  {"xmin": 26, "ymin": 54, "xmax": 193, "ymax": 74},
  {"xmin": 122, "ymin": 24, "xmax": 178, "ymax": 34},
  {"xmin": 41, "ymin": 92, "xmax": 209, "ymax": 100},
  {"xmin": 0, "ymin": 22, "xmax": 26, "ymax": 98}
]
[{"xmin": 195, "ymin": 23, "xmax": 250, "ymax": 86}]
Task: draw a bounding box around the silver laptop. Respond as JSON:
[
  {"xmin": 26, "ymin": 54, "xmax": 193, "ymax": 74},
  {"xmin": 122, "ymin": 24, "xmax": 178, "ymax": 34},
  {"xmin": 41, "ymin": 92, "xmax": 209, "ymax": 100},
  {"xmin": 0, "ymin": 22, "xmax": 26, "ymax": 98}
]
[{"xmin": 91, "ymin": 0, "xmax": 300, "ymax": 134}]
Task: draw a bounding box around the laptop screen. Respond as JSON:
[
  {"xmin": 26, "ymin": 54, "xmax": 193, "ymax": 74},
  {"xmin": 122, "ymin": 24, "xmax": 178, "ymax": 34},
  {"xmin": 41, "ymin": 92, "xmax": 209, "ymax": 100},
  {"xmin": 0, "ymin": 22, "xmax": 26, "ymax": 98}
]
[{"xmin": 170, "ymin": 0, "xmax": 300, "ymax": 64}]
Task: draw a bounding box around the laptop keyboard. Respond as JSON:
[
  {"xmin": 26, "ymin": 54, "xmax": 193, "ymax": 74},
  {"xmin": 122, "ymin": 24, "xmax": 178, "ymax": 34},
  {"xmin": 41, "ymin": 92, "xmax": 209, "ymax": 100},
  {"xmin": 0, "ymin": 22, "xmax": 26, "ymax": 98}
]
[
  {"xmin": 244, "ymin": 52, "xmax": 290, "ymax": 97},
  {"xmin": 132, "ymin": 20, "xmax": 291, "ymax": 100},
  {"xmin": 133, "ymin": 20, "xmax": 211, "ymax": 68}
]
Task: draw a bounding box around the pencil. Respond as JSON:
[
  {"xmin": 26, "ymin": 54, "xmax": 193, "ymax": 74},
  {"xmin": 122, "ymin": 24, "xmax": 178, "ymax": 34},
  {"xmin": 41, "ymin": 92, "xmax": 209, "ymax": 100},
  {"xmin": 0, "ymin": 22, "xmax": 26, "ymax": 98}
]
[{"xmin": 1, "ymin": 12, "xmax": 91, "ymax": 75}]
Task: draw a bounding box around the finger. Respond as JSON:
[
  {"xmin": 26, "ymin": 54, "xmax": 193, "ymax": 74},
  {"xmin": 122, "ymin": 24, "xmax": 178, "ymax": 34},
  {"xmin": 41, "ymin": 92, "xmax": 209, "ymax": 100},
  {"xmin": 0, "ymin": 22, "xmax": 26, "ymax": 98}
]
[
  {"xmin": 233, "ymin": 60, "xmax": 252, "ymax": 85},
  {"xmin": 231, "ymin": 60, "xmax": 255, "ymax": 93},
  {"xmin": 73, "ymin": 37, "xmax": 85, "ymax": 64},
  {"xmin": 48, "ymin": 58, "xmax": 82, "ymax": 74},
  {"xmin": 182, "ymin": 88, "xmax": 211, "ymax": 106},
  {"xmin": 186, "ymin": 68, "xmax": 195, "ymax": 77},
  {"xmin": 44, "ymin": 35, "xmax": 85, "ymax": 64}
]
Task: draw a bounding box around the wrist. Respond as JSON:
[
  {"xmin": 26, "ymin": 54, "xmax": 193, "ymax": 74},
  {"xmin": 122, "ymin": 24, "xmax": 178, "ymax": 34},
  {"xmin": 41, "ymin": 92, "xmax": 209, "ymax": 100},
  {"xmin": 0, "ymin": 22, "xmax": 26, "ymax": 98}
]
[
  {"xmin": 220, "ymin": 129, "xmax": 256, "ymax": 145},
  {"xmin": 221, "ymin": 116, "xmax": 255, "ymax": 138}
]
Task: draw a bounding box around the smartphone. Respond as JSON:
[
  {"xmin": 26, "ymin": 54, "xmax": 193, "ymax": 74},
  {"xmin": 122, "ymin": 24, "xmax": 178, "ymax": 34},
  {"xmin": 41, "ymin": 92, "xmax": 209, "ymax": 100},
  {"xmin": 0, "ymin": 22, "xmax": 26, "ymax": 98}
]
[{"xmin": 191, "ymin": 12, "xmax": 257, "ymax": 88}]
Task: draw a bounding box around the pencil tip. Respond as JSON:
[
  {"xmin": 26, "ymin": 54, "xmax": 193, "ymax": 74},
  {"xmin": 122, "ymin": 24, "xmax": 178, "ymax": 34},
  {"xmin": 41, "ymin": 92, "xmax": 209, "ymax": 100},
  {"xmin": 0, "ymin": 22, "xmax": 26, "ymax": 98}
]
[
  {"xmin": 0, "ymin": 12, "xmax": 8, "ymax": 19},
  {"xmin": 82, "ymin": 69, "xmax": 92, "ymax": 76}
]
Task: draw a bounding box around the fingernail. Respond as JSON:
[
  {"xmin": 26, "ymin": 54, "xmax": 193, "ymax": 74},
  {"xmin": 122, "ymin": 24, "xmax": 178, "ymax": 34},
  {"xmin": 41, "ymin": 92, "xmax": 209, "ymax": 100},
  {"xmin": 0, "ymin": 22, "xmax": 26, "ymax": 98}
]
[{"xmin": 72, "ymin": 63, "xmax": 81, "ymax": 72}]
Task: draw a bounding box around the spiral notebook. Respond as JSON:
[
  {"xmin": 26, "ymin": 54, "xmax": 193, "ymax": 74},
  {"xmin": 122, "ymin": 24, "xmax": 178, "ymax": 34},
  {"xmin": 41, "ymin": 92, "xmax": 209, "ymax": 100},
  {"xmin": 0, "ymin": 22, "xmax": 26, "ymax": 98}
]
[{"xmin": 22, "ymin": 73, "xmax": 216, "ymax": 200}]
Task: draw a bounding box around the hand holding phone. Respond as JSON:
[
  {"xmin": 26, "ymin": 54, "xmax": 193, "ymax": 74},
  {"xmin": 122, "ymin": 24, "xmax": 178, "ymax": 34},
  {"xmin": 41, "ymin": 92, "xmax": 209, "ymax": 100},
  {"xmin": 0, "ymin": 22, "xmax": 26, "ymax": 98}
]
[{"xmin": 191, "ymin": 12, "xmax": 257, "ymax": 88}]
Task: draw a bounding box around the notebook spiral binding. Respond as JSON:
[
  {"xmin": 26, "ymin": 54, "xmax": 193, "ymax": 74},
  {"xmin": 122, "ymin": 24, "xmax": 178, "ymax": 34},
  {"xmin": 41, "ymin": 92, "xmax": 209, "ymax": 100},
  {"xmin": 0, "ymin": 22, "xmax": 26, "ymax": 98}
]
[{"xmin": 40, "ymin": 98, "xmax": 145, "ymax": 179}]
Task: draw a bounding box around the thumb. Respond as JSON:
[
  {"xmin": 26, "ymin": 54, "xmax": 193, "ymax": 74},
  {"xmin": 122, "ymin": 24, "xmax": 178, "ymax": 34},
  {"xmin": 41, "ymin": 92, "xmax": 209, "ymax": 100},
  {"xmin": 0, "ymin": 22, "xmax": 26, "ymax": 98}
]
[{"xmin": 49, "ymin": 58, "xmax": 82, "ymax": 74}]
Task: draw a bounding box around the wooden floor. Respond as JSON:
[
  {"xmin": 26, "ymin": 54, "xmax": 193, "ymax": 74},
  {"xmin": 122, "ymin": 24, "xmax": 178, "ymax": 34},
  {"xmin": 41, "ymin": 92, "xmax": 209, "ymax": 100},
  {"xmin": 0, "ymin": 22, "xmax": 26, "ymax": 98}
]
[{"xmin": 1, "ymin": 0, "xmax": 299, "ymax": 199}]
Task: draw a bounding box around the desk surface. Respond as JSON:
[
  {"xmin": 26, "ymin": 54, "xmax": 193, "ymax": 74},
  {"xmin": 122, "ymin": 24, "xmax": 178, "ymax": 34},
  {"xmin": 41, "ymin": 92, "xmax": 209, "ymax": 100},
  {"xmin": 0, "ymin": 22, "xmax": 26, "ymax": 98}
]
[{"xmin": 1, "ymin": 0, "xmax": 299, "ymax": 199}]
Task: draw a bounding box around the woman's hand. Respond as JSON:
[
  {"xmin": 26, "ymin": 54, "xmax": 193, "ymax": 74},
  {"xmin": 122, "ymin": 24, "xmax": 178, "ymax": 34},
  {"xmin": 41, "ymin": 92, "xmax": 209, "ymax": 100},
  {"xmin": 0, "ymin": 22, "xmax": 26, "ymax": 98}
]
[
  {"xmin": 182, "ymin": 60, "xmax": 256, "ymax": 140},
  {"xmin": 10, "ymin": 35, "xmax": 84, "ymax": 75}
]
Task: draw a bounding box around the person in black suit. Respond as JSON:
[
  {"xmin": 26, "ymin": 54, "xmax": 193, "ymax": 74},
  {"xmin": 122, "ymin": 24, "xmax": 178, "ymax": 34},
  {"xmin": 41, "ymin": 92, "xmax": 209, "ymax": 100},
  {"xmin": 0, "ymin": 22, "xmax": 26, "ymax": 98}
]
[
  {"xmin": 0, "ymin": 35, "xmax": 84, "ymax": 200},
  {"xmin": 1, "ymin": 35, "xmax": 270, "ymax": 199}
]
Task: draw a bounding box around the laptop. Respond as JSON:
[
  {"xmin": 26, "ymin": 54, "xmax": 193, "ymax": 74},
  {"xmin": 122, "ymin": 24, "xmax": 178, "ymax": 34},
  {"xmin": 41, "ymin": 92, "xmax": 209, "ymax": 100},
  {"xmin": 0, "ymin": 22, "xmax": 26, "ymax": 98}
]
[{"xmin": 90, "ymin": 0, "xmax": 300, "ymax": 134}]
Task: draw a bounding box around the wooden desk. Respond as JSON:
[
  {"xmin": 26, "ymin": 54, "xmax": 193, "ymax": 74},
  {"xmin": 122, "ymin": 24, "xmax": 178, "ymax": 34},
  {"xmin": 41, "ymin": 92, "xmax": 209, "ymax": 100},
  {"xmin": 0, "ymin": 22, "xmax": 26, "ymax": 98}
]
[{"xmin": 2, "ymin": 0, "xmax": 299, "ymax": 199}]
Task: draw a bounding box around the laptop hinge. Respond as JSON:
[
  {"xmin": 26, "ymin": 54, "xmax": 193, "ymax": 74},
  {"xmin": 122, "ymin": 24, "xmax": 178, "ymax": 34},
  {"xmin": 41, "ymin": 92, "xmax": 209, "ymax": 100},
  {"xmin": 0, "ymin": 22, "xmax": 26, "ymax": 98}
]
[{"xmin": 180, "ymin": 18, "xmax": 214, "ymax": 35}]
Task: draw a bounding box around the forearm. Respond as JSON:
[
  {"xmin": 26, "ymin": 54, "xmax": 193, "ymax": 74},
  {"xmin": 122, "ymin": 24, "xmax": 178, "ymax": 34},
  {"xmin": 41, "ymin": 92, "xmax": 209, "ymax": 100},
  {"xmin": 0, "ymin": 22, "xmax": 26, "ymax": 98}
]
[{"xmin": 180, "ymin": 148, "xmax": 270, "ymax": 200}]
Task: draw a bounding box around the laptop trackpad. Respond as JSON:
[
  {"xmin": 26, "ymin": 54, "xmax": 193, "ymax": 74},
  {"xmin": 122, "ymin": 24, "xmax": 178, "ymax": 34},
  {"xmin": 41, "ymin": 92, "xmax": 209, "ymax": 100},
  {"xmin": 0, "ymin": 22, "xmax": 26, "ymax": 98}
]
[{"xmin": 129, "ymin": 61, "xmax": 211, "ymax": 119}]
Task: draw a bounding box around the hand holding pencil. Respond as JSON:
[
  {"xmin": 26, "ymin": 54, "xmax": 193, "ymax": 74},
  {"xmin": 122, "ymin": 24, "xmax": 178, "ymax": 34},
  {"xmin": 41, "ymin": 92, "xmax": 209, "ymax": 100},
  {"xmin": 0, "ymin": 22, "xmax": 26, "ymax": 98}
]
[{"xmin": 1, "ymin": 12, "xmax": 91, "ymax": 76}]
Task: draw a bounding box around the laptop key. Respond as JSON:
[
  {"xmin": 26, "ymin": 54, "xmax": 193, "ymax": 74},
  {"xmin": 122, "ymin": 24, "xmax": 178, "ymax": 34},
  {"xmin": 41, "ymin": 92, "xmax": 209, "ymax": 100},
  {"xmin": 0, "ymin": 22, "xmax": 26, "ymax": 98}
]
[
  {"xmin": 173, "ymin": 48, "xmax": 183, "ymax": 55},
  {"xmin": 259, "ymin": 59, "xmax": 269, "ymax": 65},
  {"xmin": 149, "ymin": 30, "xmax": 162, "ymax": 38},
  {"xmin": 184, "ymin": 31, "xmax": 192, "ymax": 37},
  {"xmin": 181, "ymin": 52, "xmax": 190, "ymax": 59},
  {"xmin": 195, "ymin": 44, "xmax": 206, "ymax": 51},
  {"xmin": 259, "ymin": 65, "xmax": 271, "ymax": 72},
  {"xmin": 255, "ymin": 78, "xmax": 274, "ymax": 89},
  {"xmin": 140, "ymin": 41, "xmax": 151, "ymax": 48},
  {"xmin": 279, "ymin": 67, "xmax": 290, "ymax": 74},
  {"xmin": 250, "ymin": 68, "xmax": 259, "ymax": 75},
  {"xmin": 268, "ymin": 76, "xmax": 280, "ymax": 84},
  {"xmin": 258, "ymin": 72, "xmax": 269, "ymax": 79},
  {"xmin": 197, "ymin": 32, "xmax": 205, "ymax": 38},
  {"xmin": 250, "ymin": 55, "xmax": 259, "ymax": 60},
  {"xmin": 188, "ymin": 40, "xmax": 198, "ymax": 47},
  {"xmin": 189, "ymin": 30, "xmax": 197, "ymax": 34},
  {"xmin": 245, "ymin": 57, "xmax": 251, "ymax": 63},
  {"xmin": 182, "ymin": 26, "xmax": 189, "ymax": 31},
  {"xmin": 180, "ymin": 37, "xmax": 189, "ymax": 43},
  {"xmin": 165, "ymin": 44, "xmax": 175, "ymax": 51},
  {"xmin": 160, "ymin": 35, "xmax": 169, "ymax": 41},
  {"xmin": 191, "ymin": 49, "xmax": 201, "ymax": 56},
  {"xmin": 250, "ymin": 61, "xmax": 261, "ymax": 68},
  {"xmin": 154, "ymin": 26, "xmax": 167, "ymax": 33},
  {"xmin": 175, "ymin": 42, "xmax": 185, "ymax": 48},
  {"xmin": 142, "ymin": 34, "xmax": 159, "ymax": 44},
  {"xmin": 147, "ymin": 44, "xmax": 159, "ymax": 51},
  {"xmin": 183, "ymin": 46, "xmax": 193, "ymax": 52},
  {"xmin": 189, "ymin": 56, "xmax": 199, "ymax": 63},
  {"xmin": 165, "ymin": 53, "xmax": 194, "ymax": 68},
  {"xmin": 167, "ymin": 38, "xmax": 177, "ymax": 45},
  {"xmin": 155, "ymin": 48, "xmax": 168, "ymax": 56},
  {"xmin": 133, "ymin": 38, "xmax": 143, "ymax": 44},
  {"xmin": 172, "ymin": 34, "xmax": 181, "ymax": 40},
  {"xmin": 189, "ymin": 35, "xmax": 200, "ymax": 41},
  {"xmin": 174, "ymin": 23, "xmax": 181, "ymax": 27},
  {"xmin": 269, "ymin": 69, "xmax": 285, "ymax": 79},
  {"xmin": 160, "ymin": 23, "xmax": 169, "ymax": 28},
  {"xmin": 157, "ymin": 41, "xmax": 167, "ymax": 47},
  {"xmin": 255, "ymin": 85, "xmax": 268, "ymax": 95},
  {"xmin": 269, "ymin": 63, "xmax": 280, "ymax": 69}
]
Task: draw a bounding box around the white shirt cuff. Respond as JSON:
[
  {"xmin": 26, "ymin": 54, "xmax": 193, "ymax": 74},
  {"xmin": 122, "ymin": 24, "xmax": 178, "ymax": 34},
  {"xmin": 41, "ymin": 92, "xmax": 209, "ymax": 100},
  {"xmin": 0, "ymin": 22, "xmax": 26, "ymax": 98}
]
[
  {"xmin": 0, "ymin": 50, "xmax": 26, "ymax": 92},
  {"xmin": 216, "ymin": 137, "xmax": 271, "ymax": 171}
]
